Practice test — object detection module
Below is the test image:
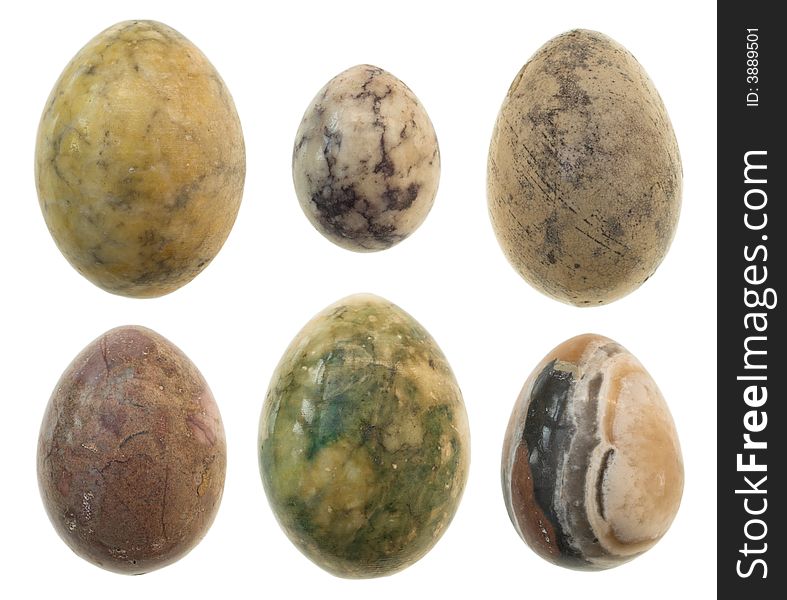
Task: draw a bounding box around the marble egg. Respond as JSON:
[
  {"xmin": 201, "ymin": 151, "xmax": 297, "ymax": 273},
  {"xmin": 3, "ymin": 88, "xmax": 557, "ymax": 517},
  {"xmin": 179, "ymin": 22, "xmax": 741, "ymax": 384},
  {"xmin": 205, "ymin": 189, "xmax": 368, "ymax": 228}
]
[
  {"xmin": 35, "ymin": 21, "xmax": 245, "ymax": 298},
  {"xmin": 487, "ymin": 30, "xmax": 682, "ymax": 305},
  {"xmin": 501, "ymin": 334, "xmax": 683, "ymax": 570},
  {"xmin": 259, "ymin": 294, "xmax": 469, "ymax": 577},
  {"xmin": 37, "ymin": 326, "xmax": 226, "ymax": 574},
  {"xmin": 292, "ymin": 65, "xmax": 440, "ymax": 251}
]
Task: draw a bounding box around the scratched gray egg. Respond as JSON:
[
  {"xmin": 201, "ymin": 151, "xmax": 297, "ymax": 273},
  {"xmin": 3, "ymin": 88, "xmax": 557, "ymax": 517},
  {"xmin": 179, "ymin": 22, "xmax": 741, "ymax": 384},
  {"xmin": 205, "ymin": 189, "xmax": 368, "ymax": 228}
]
[
  {"xmin": 292, "ymin": 64, "xmax": 440, "ymax": 252},
  {"xmin": 488, "ymin": 30, "xmax": 682, "ymax": 305}
]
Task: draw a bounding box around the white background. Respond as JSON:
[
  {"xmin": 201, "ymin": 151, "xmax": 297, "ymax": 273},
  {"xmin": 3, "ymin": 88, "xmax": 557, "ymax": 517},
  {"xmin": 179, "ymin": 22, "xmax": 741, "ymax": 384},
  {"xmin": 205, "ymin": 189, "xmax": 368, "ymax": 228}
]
[{"xmin": 1, "ymin": 1, "xmax": 716, "ymax": 597}]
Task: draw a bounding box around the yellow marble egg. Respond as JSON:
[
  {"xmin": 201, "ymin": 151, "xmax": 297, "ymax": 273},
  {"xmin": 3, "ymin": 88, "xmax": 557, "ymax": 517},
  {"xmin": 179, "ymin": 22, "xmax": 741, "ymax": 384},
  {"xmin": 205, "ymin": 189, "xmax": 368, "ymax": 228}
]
[{"xmin": 35, "ymin": 21, "xmax": 245, "ymax": 298}]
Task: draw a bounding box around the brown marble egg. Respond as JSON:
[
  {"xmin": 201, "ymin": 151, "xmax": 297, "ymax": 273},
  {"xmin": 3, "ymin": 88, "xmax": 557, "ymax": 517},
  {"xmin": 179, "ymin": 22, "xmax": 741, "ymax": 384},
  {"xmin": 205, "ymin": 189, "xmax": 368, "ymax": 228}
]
[
  {"xmin": 37, "ymin": 326, "xmax": 226, "ymax": 574},
  {"xmin": 488, "ymin": 30, "xmax": 682, "ymax": 305},
  {"xmin": 35, "ymin": 21, "xmax": 245, "ymax": 298},
  {"xmin": 292, "ymin": 65, "xmax": 440, "ymax": 252},
  {"xmin": 501, "ymin": 334, "xmax": 683, "ymax": 570}
]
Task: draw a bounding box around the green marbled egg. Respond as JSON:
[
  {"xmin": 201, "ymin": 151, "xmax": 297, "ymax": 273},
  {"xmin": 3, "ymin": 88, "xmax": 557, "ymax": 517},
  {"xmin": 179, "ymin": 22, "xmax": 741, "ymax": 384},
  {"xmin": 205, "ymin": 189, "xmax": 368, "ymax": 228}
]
[{"xmin": 259, "ymin": 294, "xmax": 470, "ymax": 578}]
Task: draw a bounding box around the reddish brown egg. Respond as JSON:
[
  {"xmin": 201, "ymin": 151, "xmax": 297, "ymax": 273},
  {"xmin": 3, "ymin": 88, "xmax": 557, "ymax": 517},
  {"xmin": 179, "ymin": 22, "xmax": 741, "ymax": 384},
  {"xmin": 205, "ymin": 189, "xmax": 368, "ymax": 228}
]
[{"xmin": 37, "ymin": 326, "xmax": 226, "ymax": 574}]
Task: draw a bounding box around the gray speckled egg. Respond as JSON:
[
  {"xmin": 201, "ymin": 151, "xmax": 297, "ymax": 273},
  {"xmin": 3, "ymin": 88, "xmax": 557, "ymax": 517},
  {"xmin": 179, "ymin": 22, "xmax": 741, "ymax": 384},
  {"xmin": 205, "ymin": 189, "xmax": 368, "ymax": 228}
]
[{"xmin": 488, "ymin": 30, "xmax": 682, "ymax": 306}]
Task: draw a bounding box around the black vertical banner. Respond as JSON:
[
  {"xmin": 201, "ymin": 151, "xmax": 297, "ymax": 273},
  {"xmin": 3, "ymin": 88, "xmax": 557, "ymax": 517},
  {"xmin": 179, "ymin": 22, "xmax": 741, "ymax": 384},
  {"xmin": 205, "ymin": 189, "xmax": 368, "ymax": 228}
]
[{"xmin": 718, "ymin": 5, "xmax": 784, "ymax": 596}]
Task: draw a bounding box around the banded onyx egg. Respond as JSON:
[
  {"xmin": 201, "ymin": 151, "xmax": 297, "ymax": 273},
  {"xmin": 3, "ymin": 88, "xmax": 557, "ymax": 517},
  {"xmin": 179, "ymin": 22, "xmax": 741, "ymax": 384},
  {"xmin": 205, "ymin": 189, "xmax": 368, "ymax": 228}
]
[{"xmin": 501, "ymin": 334, "xmax": 683, "ymax": 569}]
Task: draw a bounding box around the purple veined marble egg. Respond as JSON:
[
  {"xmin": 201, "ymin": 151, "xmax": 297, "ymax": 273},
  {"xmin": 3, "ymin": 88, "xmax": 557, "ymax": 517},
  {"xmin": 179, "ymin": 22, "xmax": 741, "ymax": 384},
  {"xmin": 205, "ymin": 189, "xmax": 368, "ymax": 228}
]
[
  {"xmin": 501, "ymin": 334, "xmax": 683, "ymax": 570},
  {"xmin": 292, "ymin": 65, "xmax": 440, "ymax": 252}
]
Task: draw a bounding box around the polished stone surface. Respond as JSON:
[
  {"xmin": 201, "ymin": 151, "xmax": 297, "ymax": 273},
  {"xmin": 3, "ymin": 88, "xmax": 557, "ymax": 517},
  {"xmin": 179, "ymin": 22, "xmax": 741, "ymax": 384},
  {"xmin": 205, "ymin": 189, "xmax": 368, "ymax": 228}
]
[
  {"xmin": 293, "ymin": 65, "xmax": 440, "ymax": 251},
  {"xmin": 37, "ymin": 326, "xmax": 226, "ymax": 574},
  {"xmin": 36, "ymin": 21, "xmax": 245, "ymax": 298},
  {"xmin": 488, "ymin": 30, "xmax": 682, "ymax": 305},
  {"xmin": 259, "ymin": 294, "xmax": 469, "ymax": 577},
  {"xmin": 501, "ymin": 334, "xmax": 683, "ymax": 570}
]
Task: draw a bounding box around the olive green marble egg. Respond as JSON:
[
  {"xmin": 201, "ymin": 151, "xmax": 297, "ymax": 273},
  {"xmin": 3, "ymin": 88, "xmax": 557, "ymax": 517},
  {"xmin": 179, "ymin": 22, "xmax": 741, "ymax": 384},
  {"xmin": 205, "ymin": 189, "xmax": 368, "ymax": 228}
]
[
  {"xmin": 35, "ymin": 20, "xmax": 245, "ymax": 298},
  {"xmin": 259, "ymin": 294, "xmax": 470, "ymax": 578}
]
